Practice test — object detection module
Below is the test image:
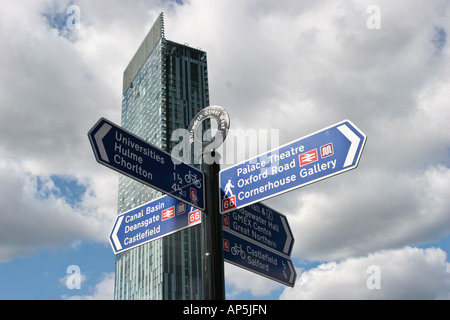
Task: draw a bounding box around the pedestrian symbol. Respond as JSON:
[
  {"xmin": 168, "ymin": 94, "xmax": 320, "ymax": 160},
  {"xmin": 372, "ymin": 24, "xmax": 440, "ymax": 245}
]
[{"xmin": 224, "ymin": 179, "xmax": 235, "ymax": 197}]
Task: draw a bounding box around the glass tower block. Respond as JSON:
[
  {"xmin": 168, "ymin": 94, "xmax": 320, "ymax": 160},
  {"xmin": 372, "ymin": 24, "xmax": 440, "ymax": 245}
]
[{"xmin": 114, "ymin": 13, "xmax": 209, "ymax": 300}]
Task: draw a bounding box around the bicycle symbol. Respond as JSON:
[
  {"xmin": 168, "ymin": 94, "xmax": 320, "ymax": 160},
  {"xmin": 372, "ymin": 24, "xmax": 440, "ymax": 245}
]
[
  {"xmin": 231, "ymin": 243, "xmax": 246, "ymax": 259},
  {"xmin": 185, "ymin": 171, "xmax": 202, "ymax": 188}
]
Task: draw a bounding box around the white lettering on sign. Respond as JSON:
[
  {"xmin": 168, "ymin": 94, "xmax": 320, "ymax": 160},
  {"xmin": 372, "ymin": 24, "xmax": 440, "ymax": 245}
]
[
  {"xmin": 124, "ymin": 211, "xmax": 161, "ymax": 234},
  {"xmin": 115, "ymin": 131, "xmax": 165, "ymax": 164},
  {"xmin": 124, "ymin": 226, "xmax": 161, "ymax": 245},
  {"xmin": 237, "ymin": 174, "xmax": 297, "ymax": 201},
  {"xmin": 299, "ymin": 160, "xmax": 337, "ymax": 178},
  {"xmin": 268, "ymin": 145, "xmax": 304, "ymax": 164},
  {"xmin": 109, "ymin": 130, "xmax": 168, "ymax": 182}
]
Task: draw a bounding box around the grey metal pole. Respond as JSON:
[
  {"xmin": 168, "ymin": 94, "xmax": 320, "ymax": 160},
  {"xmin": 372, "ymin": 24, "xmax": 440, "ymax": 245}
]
[{"xmin": 201, "ymin": 151, "xmax": 225, "ymax": 300}]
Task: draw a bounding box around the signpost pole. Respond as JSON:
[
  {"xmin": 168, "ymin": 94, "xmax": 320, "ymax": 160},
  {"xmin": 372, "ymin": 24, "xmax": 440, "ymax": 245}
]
[{"xmin": 201, "ymin": 150, "xmax": 225, "ymax": 300}]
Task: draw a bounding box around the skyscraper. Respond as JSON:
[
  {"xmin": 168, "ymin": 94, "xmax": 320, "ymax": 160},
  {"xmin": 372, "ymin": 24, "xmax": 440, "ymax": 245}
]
[{"xmin": 114, "ymin": 13, "xmax": 209, "ymax": 300}]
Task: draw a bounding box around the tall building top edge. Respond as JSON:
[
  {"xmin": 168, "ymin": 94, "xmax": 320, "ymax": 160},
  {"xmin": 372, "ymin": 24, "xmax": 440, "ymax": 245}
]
[
  {"xmin": 165, "ymin": 39, "xmax": 208, "ymax": 56},
  {"xmin": 123, "ymin": 12, "xmax": 165, "ymax": 94}
]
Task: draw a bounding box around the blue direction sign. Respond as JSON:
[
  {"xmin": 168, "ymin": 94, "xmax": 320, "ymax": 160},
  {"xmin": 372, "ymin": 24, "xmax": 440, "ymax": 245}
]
[
  {"xmin": 223, "ymin": 202, "xmax": 294, "ymax": 256},
  {"xmin": 88, "ymin": 118, "xmax": 204, "ymax": 210},
  {"xmin": 109, "ymin": 195, "xmax": 202, "ymax": 254},
  {"xmin": 223, "ymin": 230, "xmax": 297, "ymax": 287},
  {"xmin": 219, "ymin": 120, "xmax": 366, "ymax": 214}
]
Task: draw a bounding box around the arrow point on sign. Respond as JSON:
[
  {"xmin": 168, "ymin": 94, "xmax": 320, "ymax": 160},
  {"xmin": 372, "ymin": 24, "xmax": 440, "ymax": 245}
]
[
  {"xmin": 337, "ymin": 124, "xmax": 361, "ymax": 168},
  {"xmin": 94, "ymin": 122, "xmax": 112, "ymax": 163},
  {"xmin": 288, "ymin": 260, "xmax": 296, "ymax": 285},
  {"xmin": 280, "ymin": 216, "xmax": 293, "ymax": 256},
  {"xmin": 111, "ymin": 216, "xmax": 124, "ymax": 252}
]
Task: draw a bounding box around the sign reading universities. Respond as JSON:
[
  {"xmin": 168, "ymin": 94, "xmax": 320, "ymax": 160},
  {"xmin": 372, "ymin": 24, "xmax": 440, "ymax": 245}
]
[
  {"xmin": 109, "ymin": 195, "xmax": 201, "ymax": 254},
  {"xmin": 219, "ymin": 120, "xmax": 367, "ymax": 214},
  {"xmin": 88, "ymin": 118, "xmax": 205, "ymax": 210}
]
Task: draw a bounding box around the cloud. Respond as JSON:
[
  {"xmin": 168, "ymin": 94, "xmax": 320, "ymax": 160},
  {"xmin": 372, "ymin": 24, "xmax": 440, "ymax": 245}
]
[
  {"xmin": 0, "ymin": 158, "xmax": 115, "ymax": 262},
  {"xmin": 167, "ymin": 0, "xmax": 450, "ymax": 133},
  {"xmin": 0, "ymin": 0, "xmax": 150, "ymax": 261},
  {"xmin": 281, "ymin": 246, "xmax": 450, "ymax": 299},
  {"xmin": 0, "ymin": 0, "xmax": 121, "ymax": 175},
  {"xmin": 271, "ymin": 164, "xmax": 450, "ymax": 262}
]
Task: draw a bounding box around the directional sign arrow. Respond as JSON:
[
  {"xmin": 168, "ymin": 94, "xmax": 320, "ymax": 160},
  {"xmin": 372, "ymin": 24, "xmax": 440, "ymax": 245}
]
[
  {"xmin": 223, "ymin": 202, "xmax": 294, "ymax": 256},
  {"xmin": 88, "ymin": 118, "xmax": 205, "ymax": 210},
  {"xmin": 219, "ymin": 119, "xmax": 366, "ymax": 214},
  {"xmin": 223, "ymin": 230, "xmax": 297, "ymax": 287},
  {"xmin": 109, "ymin": 195, "xmax": 202, "ymax": 254}
]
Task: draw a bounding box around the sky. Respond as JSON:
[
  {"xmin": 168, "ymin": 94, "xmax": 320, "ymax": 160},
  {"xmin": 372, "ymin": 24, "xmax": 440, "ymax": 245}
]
[{"xmin": 0, "ymin": 0, "xmax": 449, "ymax": 300}]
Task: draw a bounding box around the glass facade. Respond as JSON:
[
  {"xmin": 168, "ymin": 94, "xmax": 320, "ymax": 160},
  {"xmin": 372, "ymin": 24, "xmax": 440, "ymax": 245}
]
[{"xmin": 114, "ymin": 14, "xmax": 209, "ymax": 300}]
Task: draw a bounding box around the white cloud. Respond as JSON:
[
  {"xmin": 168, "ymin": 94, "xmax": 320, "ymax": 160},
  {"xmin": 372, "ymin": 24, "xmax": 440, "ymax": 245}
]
[
  {"xmin": 281, "ymin": 246, "xmax": 450, "ymax": 299},
  {"xmin": 268, "ymin": 164, "xmax": 450, "ymax": 262},
  {"xmin": 0, "ymin": 158, "xmax": 115, "ymax": 262}
]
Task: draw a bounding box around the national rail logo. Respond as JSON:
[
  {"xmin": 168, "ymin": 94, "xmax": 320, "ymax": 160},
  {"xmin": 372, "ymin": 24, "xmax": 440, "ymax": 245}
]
[{"xmin": 299, "ymin": 149, "xmax": 318, "ymax": 167}]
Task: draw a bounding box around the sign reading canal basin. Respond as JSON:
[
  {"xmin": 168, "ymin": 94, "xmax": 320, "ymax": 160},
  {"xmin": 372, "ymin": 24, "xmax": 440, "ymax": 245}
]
[
  {"xmin": 88, "ymin": 118, "xmax": 205, "ymax": 210},
  {"xmin": 109, "ymin": 195, "xmax": 202, "ymax": 254},
  {"xmin": 219, "ymin": 120, "xmax": 366, "ymax": 214}
]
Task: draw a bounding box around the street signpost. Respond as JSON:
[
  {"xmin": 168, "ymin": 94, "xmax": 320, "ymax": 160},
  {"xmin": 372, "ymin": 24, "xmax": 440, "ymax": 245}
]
[
  {"xmin": 109, "ymin": 195, "xmax": 201, "ymax": 254},
  {"xmin": 223, "ymin": 202, "xmax": 294, "ymax": 257},
  {"xmin": 88, "ymin": 118, "xmax": 205, "ymax": 210},
  {"xmin": 219, "ymin": 120, "xmax": 367, "ymax": 214},
  {"xmin": 90, "ymin": 109, "xmax": 367, "ymax": 296},
  {"xmin": 222, "ymin": 230, "xmax": 297, "ymax": 287}
]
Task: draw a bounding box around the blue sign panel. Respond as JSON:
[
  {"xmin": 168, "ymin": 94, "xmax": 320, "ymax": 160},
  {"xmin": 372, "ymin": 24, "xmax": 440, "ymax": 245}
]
[
  {"xmin": 109, "ymin": 195, "xmax": 202, "ymax": 254},
  {"xmin": 219, "ymin": 120, "xmax": 366, "ymax": 213},
  {"xmin": 223, "ymin": 202, "xmax": 294, "ymax": 256},
  {"xmin": 223, "ymin": 230, "xmax": 297, "ymax": 287},
  {"xmin": 88, "ymin": 118, "xmax": 204, "ymax": 210}
]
